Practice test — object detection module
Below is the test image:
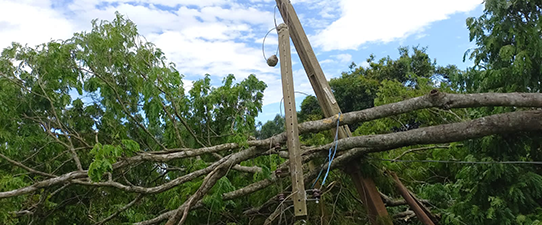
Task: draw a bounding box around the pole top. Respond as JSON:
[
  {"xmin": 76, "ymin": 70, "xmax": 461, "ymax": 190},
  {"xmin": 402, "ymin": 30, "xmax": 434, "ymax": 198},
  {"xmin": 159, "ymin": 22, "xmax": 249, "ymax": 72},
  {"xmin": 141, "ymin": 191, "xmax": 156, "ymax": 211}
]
[{"xmin": 277, "ymin": 23, "xmax": 288, "ymax": 32}]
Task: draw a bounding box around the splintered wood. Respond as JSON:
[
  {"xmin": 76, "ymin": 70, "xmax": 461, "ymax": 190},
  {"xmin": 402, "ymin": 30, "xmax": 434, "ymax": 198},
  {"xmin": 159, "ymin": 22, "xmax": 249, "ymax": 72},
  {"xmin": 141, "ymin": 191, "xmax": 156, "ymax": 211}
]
[{"xmin": 277, "ymin": 23, "xmax": 307, "ymax": 218}]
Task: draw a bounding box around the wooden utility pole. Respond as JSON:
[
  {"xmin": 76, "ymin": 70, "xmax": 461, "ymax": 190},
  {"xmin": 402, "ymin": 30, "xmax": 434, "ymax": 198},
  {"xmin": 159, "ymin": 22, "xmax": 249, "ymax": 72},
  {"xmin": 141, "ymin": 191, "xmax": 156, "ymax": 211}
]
[
  {"xmin": 278, "ymin": 23, "xmax": 307, "ymax": 218},
  {"xmin": 274, "ymin": 0, "xmax": 391, "ymax": 224},
  {"xmin": 391, "ymin": 172, "xmax": 435, "ymax": 225}
]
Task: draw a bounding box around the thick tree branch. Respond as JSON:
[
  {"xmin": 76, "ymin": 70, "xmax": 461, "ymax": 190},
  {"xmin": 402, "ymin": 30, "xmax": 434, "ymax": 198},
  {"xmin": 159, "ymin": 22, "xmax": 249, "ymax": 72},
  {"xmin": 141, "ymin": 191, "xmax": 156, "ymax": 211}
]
[
  {"xmin": 73, "ymin": 147, "xmax": 259, "ymax": 195},
  {"xmin": 3, "ymin": 110, "xmax": 541, "ymax": 201},
  {"xmin": 298, "ymin": 90, "xmax": 542, "ymax": 133},
  {"xmin": 232, "ymin": 164, "xmax": 263, "ymax": 173},
  {"xmin": 0, "ymin": 171, "xmax": 87, "ymax": 199},
  {"xmin": 394, "ymin": 210, "xmax": 416, "ymax": 221},
  {"xmin": 135, "ymin": 210, "xmax": 175, "ymax": 225},
  {"xmin": 223, "ymin": 110, "xmax": 542, "ymax": 203},
  {"xmin": 212, "ymin": 152, "xmax": 262, "ymax": 173},
  {"xmin": 3, "ymin": 91, "xmax": 542, "ymax": 222},
  {"xmin": 113, "ymin": 91, "xmax": 542, "ymax": 169},
  {"xmin": 113, "ymin": 143, "xmax": 242, "ymax": 169},
  {"xmin": 303, "ymin": 110, "xmax": 542, "ymax": 156},
  {"xmin": 380, "ymin": 192, "xmax": 430, "ymax": 207}
]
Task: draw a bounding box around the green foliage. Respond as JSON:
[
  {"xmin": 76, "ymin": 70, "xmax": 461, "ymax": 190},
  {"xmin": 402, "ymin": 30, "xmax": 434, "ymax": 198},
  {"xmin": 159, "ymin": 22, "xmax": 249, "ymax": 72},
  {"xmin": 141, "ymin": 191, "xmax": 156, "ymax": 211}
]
[
  {"xmin": 256, "ymin": 114, "xmax": 285, "ymax": 139},
  {"xmin": 2, "ymin": 1, "xmax": 542, "ymax": 224},
  {"xmin": 431, "ymin": 1, "xmax": 542, "ymax": 223},
  {"xmin": 455, "ymin": 0, "xmax": 542, "ymax": 93},
  {"xmin": 88, "ymin": 140, "xmax": 138, "ymax": 181},
  {"xmin": 0, "ymin": 12, "xmax": 267, "ymax": 224}
]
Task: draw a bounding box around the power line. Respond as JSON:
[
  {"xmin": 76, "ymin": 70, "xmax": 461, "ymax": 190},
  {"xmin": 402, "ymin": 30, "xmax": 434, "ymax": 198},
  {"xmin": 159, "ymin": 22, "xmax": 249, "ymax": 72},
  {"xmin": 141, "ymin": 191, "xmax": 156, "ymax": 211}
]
[{"xmin": 371, "ymin": 157, "xmax": 542, "ymax": 165}]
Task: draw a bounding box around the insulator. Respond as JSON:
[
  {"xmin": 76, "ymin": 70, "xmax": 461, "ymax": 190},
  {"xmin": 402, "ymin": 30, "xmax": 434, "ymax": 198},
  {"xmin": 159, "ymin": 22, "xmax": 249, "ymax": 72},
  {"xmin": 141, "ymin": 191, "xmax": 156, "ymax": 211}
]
[
  {"xmin": 267, "ymin": 55, "xmax": 278, "ymax": 67},
  {"xmin": 278, "ymin": 193, "xmax": 285, "ymax": 201},
  {"xmin": 312, "ymin": 189, "xmax": 321, "ymax": 199}
]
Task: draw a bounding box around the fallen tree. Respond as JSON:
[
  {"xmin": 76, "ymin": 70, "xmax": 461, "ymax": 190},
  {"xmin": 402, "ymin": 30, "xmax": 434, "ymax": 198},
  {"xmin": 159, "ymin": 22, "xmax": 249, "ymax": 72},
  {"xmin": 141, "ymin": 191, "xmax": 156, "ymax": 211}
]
[
  {"xmin": 2, "ymin": 89, "xmax": 542, "ymax": 224},
  {"xmin": 3, "ymin": 13, "xmax": 542, "ymax": 225}
]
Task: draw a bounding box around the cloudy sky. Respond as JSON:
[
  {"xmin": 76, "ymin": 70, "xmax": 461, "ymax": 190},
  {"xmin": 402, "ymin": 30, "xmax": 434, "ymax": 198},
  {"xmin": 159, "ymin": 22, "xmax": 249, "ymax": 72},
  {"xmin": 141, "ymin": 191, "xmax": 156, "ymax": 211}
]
[{"xmin": 0, "ymin": 0, "xmax": 483, "ymax": 123}]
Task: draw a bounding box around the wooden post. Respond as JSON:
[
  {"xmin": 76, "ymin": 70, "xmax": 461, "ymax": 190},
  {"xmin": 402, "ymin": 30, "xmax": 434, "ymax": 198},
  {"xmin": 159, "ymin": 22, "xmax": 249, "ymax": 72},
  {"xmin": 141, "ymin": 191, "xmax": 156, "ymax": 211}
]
[
  {"xmin": 390, "ymin": 172, "xmax": 435, "ymax": 225},
  {"xmin": 278, "ymin": 23, "xmax": 307, "ymax": 218},
  {"xmin": 274, "ymin": 0, "xmax": 391, "ymax": 224}
]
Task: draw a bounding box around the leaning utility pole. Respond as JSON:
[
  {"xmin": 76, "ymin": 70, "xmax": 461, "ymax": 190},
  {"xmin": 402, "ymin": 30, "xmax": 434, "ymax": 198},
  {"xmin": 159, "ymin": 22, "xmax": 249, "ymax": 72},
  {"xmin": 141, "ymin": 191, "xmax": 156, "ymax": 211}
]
[
  {"xmin": 277, "ymin": 23, "xmax": 308, "ymax": 219},
  {"xmin": 274, "ymin": 0, "xmax": 392, "ymax": 224}
]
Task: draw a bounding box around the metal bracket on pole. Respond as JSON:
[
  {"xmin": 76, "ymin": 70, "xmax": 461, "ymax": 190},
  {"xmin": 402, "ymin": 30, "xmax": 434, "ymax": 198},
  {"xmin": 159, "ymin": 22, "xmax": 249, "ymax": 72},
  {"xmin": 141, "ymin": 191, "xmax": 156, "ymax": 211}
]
[{"xmin": 278, "ymin": 23, "xmax": 307, "ymax": 218}]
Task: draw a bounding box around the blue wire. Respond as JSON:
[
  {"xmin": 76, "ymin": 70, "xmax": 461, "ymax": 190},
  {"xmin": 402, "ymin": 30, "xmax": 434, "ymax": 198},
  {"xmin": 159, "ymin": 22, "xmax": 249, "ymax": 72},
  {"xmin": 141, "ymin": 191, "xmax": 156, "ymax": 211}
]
[
  {"xmin": 311, "ymin": 154, "xmax": 328, "ymax": 188},
  {"xmin": 321, "ymin": 113, "xmax": 341, "ymax": 186}
]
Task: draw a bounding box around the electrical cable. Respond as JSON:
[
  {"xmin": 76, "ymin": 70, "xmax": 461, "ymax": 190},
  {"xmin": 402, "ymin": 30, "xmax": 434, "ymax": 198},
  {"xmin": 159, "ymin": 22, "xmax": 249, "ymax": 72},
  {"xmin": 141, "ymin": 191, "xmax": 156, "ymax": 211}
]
[
  {"xmin": 261, "ymin": 5, "xmax": 280, "ymax": 63},
  {"xmin": 310, "ymin": 113, "xmax": 341, "ymax": 188},
  {"xmin": 370, "ymin": 157, "xmax": 542, "ymax": 165},
  {"xmin": 321, "ymin": 113, "xmax": 341, "ymax": 186},
  {"xmin": 278, "ymin": 91, "xmax": 312, "ymax": 118}
]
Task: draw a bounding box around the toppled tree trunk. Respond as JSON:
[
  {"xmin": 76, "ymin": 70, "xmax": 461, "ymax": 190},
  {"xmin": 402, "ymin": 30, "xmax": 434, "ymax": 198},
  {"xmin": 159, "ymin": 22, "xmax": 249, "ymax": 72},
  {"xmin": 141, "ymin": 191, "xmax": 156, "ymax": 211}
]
[{"xmin": 222, "ymin": 110, "xmax": 542, "ymax": 202}]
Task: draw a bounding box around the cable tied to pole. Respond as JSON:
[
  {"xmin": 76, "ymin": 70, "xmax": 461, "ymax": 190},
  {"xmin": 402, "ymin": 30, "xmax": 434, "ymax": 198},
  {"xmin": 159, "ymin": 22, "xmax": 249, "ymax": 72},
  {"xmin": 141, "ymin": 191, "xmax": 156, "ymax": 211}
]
[
  {"xmin": 262, "ymin": 5, "xmax": 280, "ymax": 67},
  {"xmin": 311, "ymin": 113, "xmax": 341, "ymax": 188}
]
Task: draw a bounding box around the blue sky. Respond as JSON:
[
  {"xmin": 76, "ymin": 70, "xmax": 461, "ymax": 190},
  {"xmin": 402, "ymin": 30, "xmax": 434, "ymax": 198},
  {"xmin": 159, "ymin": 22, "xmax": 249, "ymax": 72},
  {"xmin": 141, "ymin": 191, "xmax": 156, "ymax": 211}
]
[{"xmin": 0, "ymin": 0, "xmax": 484, "ymax": 123}]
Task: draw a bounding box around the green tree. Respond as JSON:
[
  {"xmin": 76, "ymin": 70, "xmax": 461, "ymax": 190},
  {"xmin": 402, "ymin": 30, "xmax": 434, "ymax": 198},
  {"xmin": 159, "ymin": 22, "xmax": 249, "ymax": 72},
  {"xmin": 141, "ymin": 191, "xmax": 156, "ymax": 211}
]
[
  {"xmin": 256, "ymin": 114, "xmax": 285, "ymax": 139},
  {"xmin": 457, "ymin": 0, "xmax": 542, "ymax": 93},
  {"xmin": 0, "ymin": 12, "xmax": 267, "ymax": 224},
  {"xmin": 438, "ymin": 1, "xmax": 542, "ymax": 223},
  {"xmin": 298, "ymin": 46, "xmax": 457, "ymax": 138}
]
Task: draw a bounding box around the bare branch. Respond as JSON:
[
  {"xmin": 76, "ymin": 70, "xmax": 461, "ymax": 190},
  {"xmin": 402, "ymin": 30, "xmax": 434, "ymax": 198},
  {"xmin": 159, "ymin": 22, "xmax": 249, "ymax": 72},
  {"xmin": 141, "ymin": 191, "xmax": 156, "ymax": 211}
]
[
  {"xmin": 0, "ymin": 153, "xmax": 56, "ymax": 178},
  {"xmin": 113, "ymin": 143, "xmax": 242, "ymax": 169},
  {"xmin": 298, "ymin": 90, "xmax": 542, "ymax": 134},
  {"xmin": 134, "ymin": 210, "xmax": 175, "ymax": 225},
  {"xmin": 212, "ymin": 152, "xmax": 262, "ymax": 173},
  {"xmin": 224, "ymin": 110, "xmax": 542, "ymax": 203},
  {"xmin": 81, "ymin": 66, "xmax": 167, "ymax": 151},
  {"xmin": 165, "ymin": 166, "xmax": 228, "ymax": 225},
  {"xmin": 9, "ymin": 210, "xmax": 34, "ymax": 217},
  {"xmin": 393, "ymin": 145, "xmax": 461, "ymax": 160},
  {"xmin": 3, "ymin": 110, "xmax": 540, "ymax": 201},
  {"xmin": 304, "ymin": 110, "xmax": 542, "ymax": 156},
  {"xmin": 37, "ymin": 82, "xmax": 83, "ymax": 171},
  {"xmin": 0, "ymin": 171, "xmax": 87, "ymax": 199},
  {"xmin": 95, "ymin": 194, "xmax": 143, "ymax": 225},
  {"xmin": 232, "ymin": 164, "xmax": 263, "ymax": 173}
]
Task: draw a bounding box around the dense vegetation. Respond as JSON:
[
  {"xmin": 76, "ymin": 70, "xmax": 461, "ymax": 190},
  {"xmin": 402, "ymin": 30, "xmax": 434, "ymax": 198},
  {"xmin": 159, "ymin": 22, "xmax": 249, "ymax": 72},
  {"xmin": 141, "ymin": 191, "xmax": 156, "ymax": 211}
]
[{"xmin": 1, "ymin": 0, "xmax": 542, "ymax": 224}]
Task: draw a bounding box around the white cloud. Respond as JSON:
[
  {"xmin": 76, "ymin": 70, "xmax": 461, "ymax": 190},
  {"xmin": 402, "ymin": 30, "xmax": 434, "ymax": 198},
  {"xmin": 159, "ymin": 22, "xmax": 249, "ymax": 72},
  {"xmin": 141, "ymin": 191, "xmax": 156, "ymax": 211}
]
[
  {"xmin": 415, "ymin": 33, "xmax": 428, "ymax": 39},
  {"xmin": 183, "ymin": 79, "xmax": 194, "ymax": 92},
  {"xmin": 85, "ymin": 0, "xmax": 227, "ymax": 7},
  {"xmin": 333, "ymin": 53, "xmax": 352, "ymax": 64},
  {"xmin": 148, "ymin": 30, "xmax": 275, "ymax": 79},
  {"xmin": 0, "ymin": 0, "xmax": 483, "ymax": 111},
  {"xmin": 0, "ymin": 0, "xmax": 75, "ymax": 49},
  {"xmin": 312, "ymin": 0, "xmax": 482, "ymax": 51},
  {"xmin": 320, "ymin": 59, "xmax": 336, "ymax": 64},
  {"xmin": 0, "ymin": 0, "xmax": 283, "ymax": 103}
]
